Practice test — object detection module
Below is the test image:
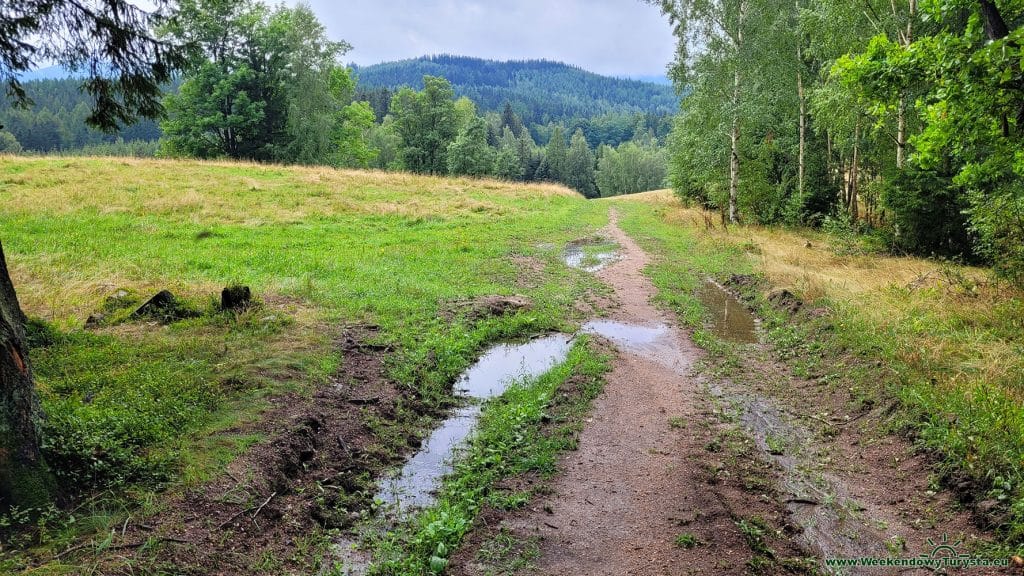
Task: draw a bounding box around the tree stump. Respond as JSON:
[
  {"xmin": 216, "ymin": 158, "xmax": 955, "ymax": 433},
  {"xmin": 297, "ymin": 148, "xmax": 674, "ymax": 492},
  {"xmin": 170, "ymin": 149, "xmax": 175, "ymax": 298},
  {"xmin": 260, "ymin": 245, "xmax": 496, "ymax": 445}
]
[{"xmin": 221, "ymin": 285, "xmax": 252, "ymax": 311}]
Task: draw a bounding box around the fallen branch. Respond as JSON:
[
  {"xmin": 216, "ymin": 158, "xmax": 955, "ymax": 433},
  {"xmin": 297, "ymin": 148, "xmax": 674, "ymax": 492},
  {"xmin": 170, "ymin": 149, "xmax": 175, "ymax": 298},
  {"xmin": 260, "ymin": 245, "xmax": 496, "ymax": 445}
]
[
  {"xmin": 53, "ymin": 542, "xmax": 90, "ymax": 560},
  {"xmin": 251, "ymin": 491, "xmax": 277, "ymax": 521},
  {"xmin": 218, "ymin": 508, "xmax": 251, "ymax": 530}
]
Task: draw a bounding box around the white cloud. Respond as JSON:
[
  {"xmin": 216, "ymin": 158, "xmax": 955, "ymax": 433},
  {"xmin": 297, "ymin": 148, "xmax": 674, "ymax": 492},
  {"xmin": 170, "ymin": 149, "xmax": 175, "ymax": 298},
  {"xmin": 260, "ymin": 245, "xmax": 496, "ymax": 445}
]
[{"xmin": 287, "ymin": 0, "xmax": 676, "ymax": 77}]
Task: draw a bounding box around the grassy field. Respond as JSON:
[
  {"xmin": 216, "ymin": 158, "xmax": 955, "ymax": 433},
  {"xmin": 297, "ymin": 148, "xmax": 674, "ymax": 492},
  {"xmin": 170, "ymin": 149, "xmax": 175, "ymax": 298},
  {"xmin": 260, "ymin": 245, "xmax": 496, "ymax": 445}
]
[
  {"xmin": 0, "ymin": 157, "xmax": 608, "ymax": 571},
  {"xmin": 5, "ymin": 157, "xmax": 1024, "ymax": 570},
  {"xmin": 612, "ymin": 190, "xmax": 1024, "ymax": 551}
]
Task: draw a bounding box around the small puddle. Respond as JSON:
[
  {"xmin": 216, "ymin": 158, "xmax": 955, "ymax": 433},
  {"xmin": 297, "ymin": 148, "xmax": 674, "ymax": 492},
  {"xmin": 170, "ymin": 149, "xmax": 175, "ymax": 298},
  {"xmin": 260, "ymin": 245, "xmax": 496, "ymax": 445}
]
[
  {"xmin": 328, "ymin": 334, "xmax": 574, "ymax": 574},
  {"xmin": 580, "ymin": 320, "xmax": 697, "ymax": 375},
  {"xmin": 582, "ymin": 319, "xmax": 669, "ymax": 355},
  {"xmin": 563, "ymin": 242, "xmax": 618, "ymax": 272},
  {"xmin": 696, "ymin": 280, "xmax": 758, "ymax": 343},
  {"xmin": 374, "ymin": 334, "xmax": 573, "ymax": 515}
]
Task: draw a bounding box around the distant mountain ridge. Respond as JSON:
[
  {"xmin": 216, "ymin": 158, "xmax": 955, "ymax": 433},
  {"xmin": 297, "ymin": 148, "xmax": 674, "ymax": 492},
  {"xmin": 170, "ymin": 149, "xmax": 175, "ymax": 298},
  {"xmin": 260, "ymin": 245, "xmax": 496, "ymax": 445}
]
[
  {"xmin": 18, "ymin": 65, "xmax": 80, "ymax": 81},
  {"xmin": 352, "ymin": 55, "xmax": 679, "ymax": 126}
]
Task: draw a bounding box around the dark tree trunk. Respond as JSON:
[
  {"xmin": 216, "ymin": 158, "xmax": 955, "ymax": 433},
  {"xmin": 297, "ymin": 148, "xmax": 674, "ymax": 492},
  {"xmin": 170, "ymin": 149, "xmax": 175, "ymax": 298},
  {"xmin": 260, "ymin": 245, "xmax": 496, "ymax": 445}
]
[
  {"xmin": 978, "ymin": 0, "xmax": 1010, "ymax": 40},
  {"xmin": 977, "ymin": 0, "xmax": 1020, "ymax": 136},
  {"xmin": 0, "ymin": 240, "xmax": 54, "ymax": 511}
]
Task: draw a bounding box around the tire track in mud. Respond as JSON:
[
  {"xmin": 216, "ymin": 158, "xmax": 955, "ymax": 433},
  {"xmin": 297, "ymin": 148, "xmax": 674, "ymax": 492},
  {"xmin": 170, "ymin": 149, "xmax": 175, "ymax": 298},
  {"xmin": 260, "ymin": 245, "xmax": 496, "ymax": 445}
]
[
  {"xmin": 453, "ymin": 209, "xmax": 1006, "ymax": 576},
  {"xmin": 458, "ymin": 211, "xmax": 785, "ymax": 575}
]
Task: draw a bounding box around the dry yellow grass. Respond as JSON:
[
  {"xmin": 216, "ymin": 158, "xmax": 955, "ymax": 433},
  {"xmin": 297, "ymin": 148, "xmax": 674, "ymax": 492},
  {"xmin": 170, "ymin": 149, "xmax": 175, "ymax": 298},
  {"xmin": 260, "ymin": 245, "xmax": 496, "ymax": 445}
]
[
  {"xmin": 1, "ymin": 156, "xmax": 577, "ymax": 224},
  {"xmin": 618, "ymin": 189, "xmax": 1023, "ymax": 396},
  {"xmin": 623, "ymin": 189, "xmax": 986, "ymax": 295}
]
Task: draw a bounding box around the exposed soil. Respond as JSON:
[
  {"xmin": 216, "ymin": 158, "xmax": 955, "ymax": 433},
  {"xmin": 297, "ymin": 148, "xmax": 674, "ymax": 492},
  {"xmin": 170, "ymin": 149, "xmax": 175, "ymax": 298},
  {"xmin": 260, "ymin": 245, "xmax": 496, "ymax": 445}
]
[
  {"xmin": 450, "ymin": 212, "xmax": 808, "ymax": 575},
  {"xmin": 711, "ymin": 276, "xmax": 1007, "ymax": 574},
  {"xmin": 441, "ymin": 295, "xmax": 533, "ymax": 322},
  {"xmin": 449, "ymin": 211, "xmax": 1012, "ymax": 575},
  {"xmin": 81, "ymin": 324, "xmax": 431, "ymax": 575}
]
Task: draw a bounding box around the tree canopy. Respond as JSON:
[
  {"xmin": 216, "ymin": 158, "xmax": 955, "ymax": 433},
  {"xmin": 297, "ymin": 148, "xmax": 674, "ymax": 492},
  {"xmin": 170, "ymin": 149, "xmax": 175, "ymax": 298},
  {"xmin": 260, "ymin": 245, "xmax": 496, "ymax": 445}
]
[
  {"xmin": 650, "ymin": 0, "xmax": 1024, "ymax": 281},
  {"xmin": 0, "ymin": 0, "xmax": 185, "ymax": 131}
]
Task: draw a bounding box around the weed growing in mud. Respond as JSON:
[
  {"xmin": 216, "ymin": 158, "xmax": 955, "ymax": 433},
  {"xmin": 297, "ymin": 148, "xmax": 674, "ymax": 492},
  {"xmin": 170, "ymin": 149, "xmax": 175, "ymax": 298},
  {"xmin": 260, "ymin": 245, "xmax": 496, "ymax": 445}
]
[
  {"xmin": 475, "ymin": 529, "xmax": 541, "ymax": 575},
  {"xmin": 736, "ymin": 517, "xmax": 776, "ymax": 559},
  {"xmin": 765, "ymin": 434, "xmax": 785, "ymax": 456},
  {"xmin": 363, "ymin": 339, "xmax": 609, "ymax": 575},
  {"xmin": 485, "ymin": 490, "xmax": 530, "ymax": 511},
  {"xmin": 674, "ymin": 533, "xmax": 701, "ymax": 549}
]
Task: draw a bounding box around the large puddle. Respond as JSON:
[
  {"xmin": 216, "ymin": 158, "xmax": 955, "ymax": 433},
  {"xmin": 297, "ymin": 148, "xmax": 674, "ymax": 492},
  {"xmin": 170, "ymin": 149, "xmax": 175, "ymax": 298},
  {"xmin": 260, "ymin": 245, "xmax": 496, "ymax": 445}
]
[
  {"xmin": 563, "ymin": 242, "xmax": 618, "ymax": 272},
  {"xmin": 374, "ymin": 334, "xmax": 573, "ymax": 515},
  {"xmin": 696, "ymin": 280, "xmax": 758, "ymax": 343}
]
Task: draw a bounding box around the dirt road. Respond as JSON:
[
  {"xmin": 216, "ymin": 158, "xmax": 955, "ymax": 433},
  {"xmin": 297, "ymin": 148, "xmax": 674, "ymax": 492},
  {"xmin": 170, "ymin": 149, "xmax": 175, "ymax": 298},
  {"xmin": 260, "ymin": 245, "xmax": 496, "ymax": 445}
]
[
  {"xmin": 512, "ymin": 211, "xmax": 752, "ymax": 574},
  {"xmin": 452, "ymin": 209, "xmax": 1000, "ymax": 575},
  {"xmin": 451, "ymin": 212, "xmax": 799, "ymax": 574}
]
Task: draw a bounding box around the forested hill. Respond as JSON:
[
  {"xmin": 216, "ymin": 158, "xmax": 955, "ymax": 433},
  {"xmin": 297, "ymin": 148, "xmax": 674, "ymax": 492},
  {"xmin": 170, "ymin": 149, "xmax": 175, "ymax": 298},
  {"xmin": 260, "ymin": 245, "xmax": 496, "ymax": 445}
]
[{"xmin": 352, "ymin": 56, "xmax": 679, "ymax": 125}]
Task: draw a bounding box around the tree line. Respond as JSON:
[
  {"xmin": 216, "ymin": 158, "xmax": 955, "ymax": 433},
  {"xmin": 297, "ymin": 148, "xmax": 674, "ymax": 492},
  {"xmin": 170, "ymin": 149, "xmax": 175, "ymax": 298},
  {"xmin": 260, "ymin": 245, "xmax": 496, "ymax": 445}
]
[
  {"xmin": 0, "ymin": 3, "xmax": 669, "ymax": 198},
  {"xmin": 372, "ymin": 79, "xmax": 666, "ymax": 197},
  {"xmin": 649, "ymin": 0, "xmax": 1024, "ymax": 282},
  {"xmin": 0, "ymin": 79, "xmax": 161, "ymax": 153}
]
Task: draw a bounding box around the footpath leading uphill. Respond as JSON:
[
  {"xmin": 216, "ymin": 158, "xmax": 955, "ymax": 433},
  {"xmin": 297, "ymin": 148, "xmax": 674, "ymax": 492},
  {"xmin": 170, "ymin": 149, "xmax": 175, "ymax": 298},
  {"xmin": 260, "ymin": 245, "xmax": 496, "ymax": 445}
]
[
  {"xmin": 451, "ymin": 208, "xmax": 1000, "ymax": 575},
  {"xmin": 502, "ymin": 211, "xmax": 759, "ymax": 574}
]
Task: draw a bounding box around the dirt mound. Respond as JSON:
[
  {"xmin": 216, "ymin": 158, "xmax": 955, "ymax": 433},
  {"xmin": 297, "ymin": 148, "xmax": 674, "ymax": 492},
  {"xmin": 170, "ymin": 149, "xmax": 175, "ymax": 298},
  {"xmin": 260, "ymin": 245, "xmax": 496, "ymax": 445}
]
[
  {"xmin": 725, "ymin": 273, "xmax": 759, "ymax": 290},
  {"xmin": 221, "ymin": 285, "xmax": 252, "ymax": 310},
  {"xmin": 131, "ymin": 290, "xmax": 202, "ymax": 323},
  {"xmin": 443, "ymin": 295, "xmax": 533, "ymax": 321},
  {"xmin": 766, "ymin": 288, "xmax": 803, "ymax": 314}
]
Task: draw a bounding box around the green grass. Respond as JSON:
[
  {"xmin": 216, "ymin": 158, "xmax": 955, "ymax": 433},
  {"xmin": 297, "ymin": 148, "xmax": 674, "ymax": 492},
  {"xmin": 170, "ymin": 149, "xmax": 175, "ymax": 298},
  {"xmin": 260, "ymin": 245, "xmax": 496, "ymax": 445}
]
[
  {"xmin": 575, "ymin": 240, "xmax": 619, "ymax": 269},
  {"xmin": 673, "ymin": 533, "xmax": 701, "ymax": 549},
  {"xmin": 361, "ymin": 338, "xmax": 610, "ymax": 575},
  {"xmin": 0, "ymin": 157, "xmax": 606, "ymax": 562},
  {"xmin": 474, "ymin": 529, "xmax": 540, "ymax": 575}
]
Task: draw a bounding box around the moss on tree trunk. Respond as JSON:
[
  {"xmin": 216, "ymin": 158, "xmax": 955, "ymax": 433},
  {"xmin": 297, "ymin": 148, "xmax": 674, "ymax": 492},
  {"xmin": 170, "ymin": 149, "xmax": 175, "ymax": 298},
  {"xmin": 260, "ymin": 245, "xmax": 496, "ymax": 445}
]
[{"xmin": 0, "ymin": 240, "xmax": 54, "ymax": 511}]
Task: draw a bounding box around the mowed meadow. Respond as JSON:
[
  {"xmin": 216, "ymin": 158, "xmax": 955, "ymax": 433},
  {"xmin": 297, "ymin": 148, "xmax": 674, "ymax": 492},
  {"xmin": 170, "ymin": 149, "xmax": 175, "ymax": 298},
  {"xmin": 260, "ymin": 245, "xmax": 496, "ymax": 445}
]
[{"xmin": 0, "ymin": 156, "xmax": 607, "ymax": 543}]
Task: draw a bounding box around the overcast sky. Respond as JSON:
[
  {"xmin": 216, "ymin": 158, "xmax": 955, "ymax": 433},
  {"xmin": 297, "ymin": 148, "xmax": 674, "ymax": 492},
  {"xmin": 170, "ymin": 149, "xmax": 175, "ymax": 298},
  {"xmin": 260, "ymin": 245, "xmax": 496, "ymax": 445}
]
[{"xmin": 284, "ymin": 1, "xmax": 677, "ymax": 78}]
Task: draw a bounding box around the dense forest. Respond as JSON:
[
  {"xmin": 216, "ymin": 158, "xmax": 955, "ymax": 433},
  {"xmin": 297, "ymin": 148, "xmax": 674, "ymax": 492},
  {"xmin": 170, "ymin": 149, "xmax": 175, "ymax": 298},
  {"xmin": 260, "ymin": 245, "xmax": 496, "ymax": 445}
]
[
  {"xmin": 353, "ymin": 55, "xmax": 678, "ymax": 146},
  {"xmin": 650, "ymin": 0, "xmax": 1024, "ymax": 283},
  {"xmin": 0, "ymin": 15, "xmax": 669, "ymax": 199},
  {"xmin": 0, "ymin": 80, "xmax": 161, "ymax": 155}
]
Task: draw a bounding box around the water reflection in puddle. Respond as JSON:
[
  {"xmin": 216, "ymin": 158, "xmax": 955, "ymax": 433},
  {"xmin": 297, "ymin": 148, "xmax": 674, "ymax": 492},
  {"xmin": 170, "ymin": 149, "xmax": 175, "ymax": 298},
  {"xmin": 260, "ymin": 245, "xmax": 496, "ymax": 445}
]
[
  {"xmin": 581, "ymin": 319, "xmax": 697, "ymax": 374},
  {"xmin": 375, "ymin": 334, "xmax": 573, "ymax": 514},
  {"xmin": 455, "ymin": 336, "xmax": 574, "ymax": 398},
  {"xmin": 563, "ymin": 244, "xmax": 618, "ymax": 272},
  {"xmin": 696, "ymin": 280, "xmax": 758, "ymax": 343},
  {"xmin": 581, "ymin": 320, "xmax": 674, "ymax": 356}
]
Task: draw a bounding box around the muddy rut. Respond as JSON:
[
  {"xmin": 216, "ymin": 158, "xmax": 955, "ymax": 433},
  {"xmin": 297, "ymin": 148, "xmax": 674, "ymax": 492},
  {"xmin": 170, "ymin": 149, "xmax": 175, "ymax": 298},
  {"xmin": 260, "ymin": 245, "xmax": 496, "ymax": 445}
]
[
  {"xmin": 453, "ymin": 210, "xmax": 1003, "ymax": 576},
  {"xmin": 490, "ymin": 212, "xmax": 760, "ymax": 574}
]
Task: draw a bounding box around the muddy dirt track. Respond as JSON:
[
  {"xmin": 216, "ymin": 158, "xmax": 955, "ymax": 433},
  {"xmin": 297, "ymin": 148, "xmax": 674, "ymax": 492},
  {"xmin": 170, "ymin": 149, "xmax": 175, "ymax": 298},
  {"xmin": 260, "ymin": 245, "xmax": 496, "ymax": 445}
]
[
  {"xmin": 508, "ymin": 212, "xmax": 759, "ymax": 574},
  {"xmin": 451, "ymin": 211, "xmax": 1003, "ymax": 576}
]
